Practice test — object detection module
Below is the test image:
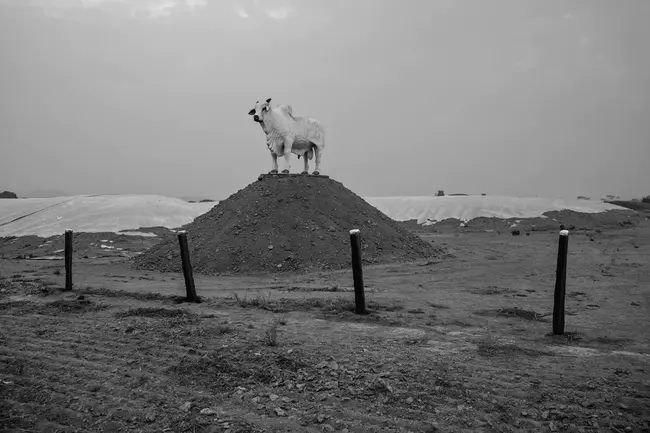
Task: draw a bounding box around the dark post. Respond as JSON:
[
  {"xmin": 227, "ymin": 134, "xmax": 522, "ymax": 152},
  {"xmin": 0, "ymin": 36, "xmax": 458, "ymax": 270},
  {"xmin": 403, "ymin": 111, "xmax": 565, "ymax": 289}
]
[
  {"xmin": 349, "ymin": 229, "xmax": 367, "ymax": 314},
  {"xmin": 552, "ymin": 229, "xmax": 570, "ymax": 335},
  {"xmin": 64, "ymin": 229, "xmax": 73, "ymax": 291},
  {"xmin": 177, "ymin": 231, "xmax": 199, "ymax": 302}
]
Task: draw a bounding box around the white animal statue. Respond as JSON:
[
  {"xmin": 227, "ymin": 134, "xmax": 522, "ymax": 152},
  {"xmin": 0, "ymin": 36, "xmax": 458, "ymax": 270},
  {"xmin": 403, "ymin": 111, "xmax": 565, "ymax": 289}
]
[{"xmin": 248, "ymin": 98, "xmax": 325, "ymax": 175}]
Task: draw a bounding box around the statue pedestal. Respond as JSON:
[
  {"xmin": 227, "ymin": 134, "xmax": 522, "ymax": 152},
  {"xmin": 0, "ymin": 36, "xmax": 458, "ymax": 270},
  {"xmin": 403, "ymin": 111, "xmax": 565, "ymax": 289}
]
[{"xmin": 258, "ymin": 173, "xmax": 330, "ymax": 181}]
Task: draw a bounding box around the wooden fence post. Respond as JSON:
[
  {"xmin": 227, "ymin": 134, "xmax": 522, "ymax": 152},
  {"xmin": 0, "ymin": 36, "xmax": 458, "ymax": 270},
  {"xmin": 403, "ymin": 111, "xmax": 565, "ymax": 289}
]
[
  {"xmin": 552, "ymin": 229, "xmax": 569, "ymax": 335},
  {"xmin": 64, "ymin": 229, "xmax": 73, "ymax": 291},
  {"xmin": 349, "ymin": 229, "xmax": 368, "ymax": 314},
  {"xmin": 177, "ymin": 231, "xmax": 199, "ymax": 302}
]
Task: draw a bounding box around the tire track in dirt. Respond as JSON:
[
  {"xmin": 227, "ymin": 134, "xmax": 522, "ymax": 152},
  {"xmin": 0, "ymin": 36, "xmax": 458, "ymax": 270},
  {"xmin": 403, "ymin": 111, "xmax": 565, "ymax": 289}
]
[
  {"xmin": 3, "ymin": 329, "xmax": 216, "ymax": 369},
  {"xmin": 0, "ymin": 313, "xmax": 268, "ymax": 432},
  {"xmin": 0, "ymin": 353, "xmax": 172, "ymax": 417}
]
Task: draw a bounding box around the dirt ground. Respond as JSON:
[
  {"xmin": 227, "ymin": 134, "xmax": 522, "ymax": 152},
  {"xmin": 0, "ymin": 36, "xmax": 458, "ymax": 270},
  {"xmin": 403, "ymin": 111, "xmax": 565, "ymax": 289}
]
[{"xmin": 1, "ymin": 219, "xmax": 649, "ymax": 432}]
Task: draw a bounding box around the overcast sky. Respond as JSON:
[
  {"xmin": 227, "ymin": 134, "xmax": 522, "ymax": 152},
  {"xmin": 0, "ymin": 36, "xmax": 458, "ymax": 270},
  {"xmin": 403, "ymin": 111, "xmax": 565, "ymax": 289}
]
[{"xmin": 1, "ymin": 0, "xmax": 648, "ymax": 200}]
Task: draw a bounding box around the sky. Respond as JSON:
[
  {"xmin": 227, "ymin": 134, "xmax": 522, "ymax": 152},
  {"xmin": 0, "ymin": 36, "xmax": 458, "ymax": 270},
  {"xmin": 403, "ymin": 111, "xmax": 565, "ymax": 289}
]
[{"xmin": 1, "ymin": 0, "xmax": 649, "ymax": 200}]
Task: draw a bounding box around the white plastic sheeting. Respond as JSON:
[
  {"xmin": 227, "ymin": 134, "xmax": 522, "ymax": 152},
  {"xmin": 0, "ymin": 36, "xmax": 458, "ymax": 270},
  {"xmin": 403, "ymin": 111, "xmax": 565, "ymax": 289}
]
[
  {"xmin": 0, "ymin": 193, "xmax": 629, "ymax": 237},
  {"xmin": 363, "ymin": 195, "xmax": 627, "ymax": 225},
  {"xmin": 0, "ymin": 195, "xmax": 217, "ymax": 238}
]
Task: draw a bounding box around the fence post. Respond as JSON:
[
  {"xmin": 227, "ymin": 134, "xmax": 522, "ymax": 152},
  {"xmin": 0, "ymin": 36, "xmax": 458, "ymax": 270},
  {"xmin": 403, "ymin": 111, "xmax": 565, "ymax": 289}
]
[
  {"xmin": 349, "ymin": 229, "xmax": 367, "ymax": 314},
  {"xmin": 177, "ymin": 231, "xmax": 199, "ymax": 302},
  {"xmin": 64, "ymin": 229, "xmax": 73, "ymax": 291},
  {"xmin": 552, "ymin": 229, "xmax": 570, "ymax": 335}
]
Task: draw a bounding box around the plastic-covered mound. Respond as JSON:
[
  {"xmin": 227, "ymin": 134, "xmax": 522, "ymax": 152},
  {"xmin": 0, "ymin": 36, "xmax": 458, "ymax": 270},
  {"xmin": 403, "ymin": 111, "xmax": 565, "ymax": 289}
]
[
  {"xmin": 132, "ymin": 176, "xmax": 442, "ymax": 276},
  {"xmin": 399, "ymin": 209, "xmax": 640, "ymax": 234},
  {"xmin": 0, "ymin": 195, "xmax": 216, "ymax": 238},
  {"xmin": 364, "ymin": 195, "xmax": 629, "ymax": 225}
]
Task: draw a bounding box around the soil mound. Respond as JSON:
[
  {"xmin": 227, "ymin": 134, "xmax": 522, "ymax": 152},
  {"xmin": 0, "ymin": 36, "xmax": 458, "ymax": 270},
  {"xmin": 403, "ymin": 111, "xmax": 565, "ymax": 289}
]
[{"xmin": 133, "ymin": 175, "xmax": 442, "ymax": 275}]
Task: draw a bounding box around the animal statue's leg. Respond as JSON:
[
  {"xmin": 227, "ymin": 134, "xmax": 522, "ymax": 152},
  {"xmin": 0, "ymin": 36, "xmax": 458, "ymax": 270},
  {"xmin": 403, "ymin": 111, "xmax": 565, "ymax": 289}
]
[
  {"xmin": 301, "ymin": 151, "xmax": 309, "ymax": 174},
  {"xmin": 281, "ymin": 138, "xmax": 292, "ymax": 174},
  {"xmin": 269, "ymin": 152, "xmax": 278, "ymax": 174},
  {"xmin": 312, "ymin": 146, "xmax": 322, "ymax": 175}
]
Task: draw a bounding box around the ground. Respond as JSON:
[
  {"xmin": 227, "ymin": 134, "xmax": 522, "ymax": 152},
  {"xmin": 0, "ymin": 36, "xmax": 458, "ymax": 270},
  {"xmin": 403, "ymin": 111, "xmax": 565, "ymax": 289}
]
[{"xmin": 1, "ymin": 217, "xmax": 649, "ymax": 432}]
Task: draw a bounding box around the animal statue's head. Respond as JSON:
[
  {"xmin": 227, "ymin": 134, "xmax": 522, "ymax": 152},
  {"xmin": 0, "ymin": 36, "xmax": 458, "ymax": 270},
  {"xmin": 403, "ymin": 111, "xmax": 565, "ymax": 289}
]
[{"xmin": 248, "ymin": 98, "xmax": 272, "ymax": 123}]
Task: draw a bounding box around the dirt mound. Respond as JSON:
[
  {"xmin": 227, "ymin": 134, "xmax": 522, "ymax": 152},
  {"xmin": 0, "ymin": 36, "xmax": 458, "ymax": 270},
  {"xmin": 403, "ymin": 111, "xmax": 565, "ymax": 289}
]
[{"xmin": 132, "ymin": 175, "xmax": 442, "ymax": 276}]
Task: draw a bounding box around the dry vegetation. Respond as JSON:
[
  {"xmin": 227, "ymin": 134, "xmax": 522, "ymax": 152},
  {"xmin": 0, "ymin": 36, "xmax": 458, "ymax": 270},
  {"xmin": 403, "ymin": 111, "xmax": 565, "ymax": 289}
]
[{"xmin": 1, "ymin": 218, "xmax": 650, "ymax": 432}]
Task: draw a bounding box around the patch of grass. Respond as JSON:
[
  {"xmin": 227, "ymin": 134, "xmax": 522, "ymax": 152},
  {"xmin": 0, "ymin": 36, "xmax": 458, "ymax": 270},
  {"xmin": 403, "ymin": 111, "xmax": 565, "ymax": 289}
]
[
  {"xmin": 324, "ymin": 297, "xmax": 356, "ymax": 313},
  {"xmin": 80, "ymin": 286, "xmax": 176, "ymax": 302},
  {"xmin": 595, "ymin": 336, "xmax": 633, "ymax": 346},
  {"xmin": 474, "ymin": 307, "xmax": 546, "ymax": 321},
  {"xmin": 471, "ymin": 286, "xmax": 511, "ymax": 296},
  {"xmin": 44, "ymin": 298, "xmax": 109, "ymax": 314},
  {"xmin": 27, "ymin": 284, "xmax": 59, "ymax": 297},
  {"xmin": 232, "ymin": 291, "xmax": 272, "ymax": 308},
  {"xmin": 115, "ymin": 307, "xmax": 194, "ymax": 319},
  {"xmin": 228, "ymin": 294, "xmax": 403, "ymax": 315},
  {"xmin": 2, "ymin": 298, "xmax": 110, "ymax": 315},
  {"xmin": 115, "ymin": 307, "xmax": 206, "ymax": 329},
  {"xmin": 427, "ymin": 302, "xmax": 450, "ymax": 309},
  {"xmin": 373, "ymin": 300, "xmax": 404, "ymax": 312},
  {"xmin": 285, "ymin": 285, "xmax": 351, "ymax": 292},
  {"xmin": 545, "ymin": 331, "xmax": 583, "ymax": 345},
  {"xmin": 0, "ymin": 275, "xmax": 61, "ymax": 297},
  {"xmin": 9, "ymin": 274, "xmax": 40, "ymax": 283},
  {"xmin": 264, "ymin": 320, "xmax": 280, "ymax": 346},
  {"xmin": 477, "ymin": 341, "xmax": 551, "ymax": 358},
  {"xmin": 404, "ymin": 336, "xmax": 429, "ymax": 345}
]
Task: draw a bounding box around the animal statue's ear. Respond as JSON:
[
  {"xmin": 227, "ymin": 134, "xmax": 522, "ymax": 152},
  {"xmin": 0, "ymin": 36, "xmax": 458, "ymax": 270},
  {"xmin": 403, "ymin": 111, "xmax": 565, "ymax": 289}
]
[
  {"xmin": 266, "ymin": 98, "xmax": 272, "ymax": 103},
  {"xmin": 248, "ymin": 108, "xmax": 255, "ymax": 115}
]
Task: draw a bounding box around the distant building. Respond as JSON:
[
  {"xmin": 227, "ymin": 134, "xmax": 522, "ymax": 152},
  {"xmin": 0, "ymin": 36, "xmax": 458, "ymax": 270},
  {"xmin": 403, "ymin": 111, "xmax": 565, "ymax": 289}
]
[{"xmin": 436, "ymin": 190, "xmax": 445, "ymax": 197}]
